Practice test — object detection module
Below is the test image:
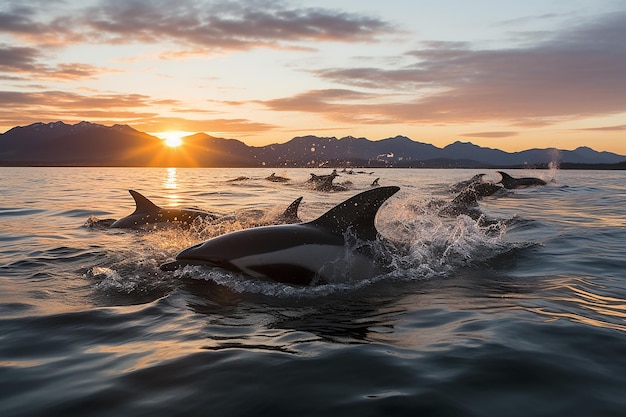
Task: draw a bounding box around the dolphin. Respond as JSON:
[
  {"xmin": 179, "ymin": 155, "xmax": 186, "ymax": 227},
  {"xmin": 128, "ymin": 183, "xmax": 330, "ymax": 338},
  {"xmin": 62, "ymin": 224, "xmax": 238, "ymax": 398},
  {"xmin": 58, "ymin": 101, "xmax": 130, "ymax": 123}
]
[
  {"xmin": 160, "ymin": 186, "xmax": 400, "ymax": 285},
  {"xmin": 110, "ymin": 190, "xmax": 219, "ymax": 229},
  {"xmin": 226, "ymin": 176, "xmax": 250, "ymax": 182},
  {"xmin": 307, "ymin": 170, "xmax": 338, "ymax": 184},
  {"xmin": 276, "ymin": 196, "xmax": 303, "ymax": 224},
  {"xmin": 496, "ymin": 171, "xmax": 546, "ymax": 189},
  {"xmin": 208, "ymin": 196, "xmax": 303, "ymax": 227},
  {"xmin": 449, "ymin": 173, "xmax": 486, "ymax": 192},
  {"xmin": 438, "ymin": 182, "xmax": 504, "ymax": 219},
  {"xmin": 314, "ymin": 174, "xmax": 349, "ymax": 192},
  {"xmin": 266, "ymin": 172, "xmax": 289, "ymax": 182}
]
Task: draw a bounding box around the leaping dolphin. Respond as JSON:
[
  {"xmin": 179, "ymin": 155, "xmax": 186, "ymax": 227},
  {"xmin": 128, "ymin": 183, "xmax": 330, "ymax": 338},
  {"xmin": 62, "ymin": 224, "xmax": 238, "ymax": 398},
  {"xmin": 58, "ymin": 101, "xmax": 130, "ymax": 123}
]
[
  {"xmin": 307, "ymin": 170, "xmax": 338, "ymax": 184},
  {"xmin": 438, "ymin": 182, "xmax": 504, "ymax": 219},
  {"xmin": 449, "ymin": 173, "xmax": 486, "ymax": 192},
  {"xmin": 110, "ymin": 190, "xmax": 219, "ymax": 229},
  {"xmin": 496, "ymin": 171, "xmax": 546, "ymax": 189},
  {"xmin": 160, "ymin": 186, "xmax": 400, "ymax": 285}
]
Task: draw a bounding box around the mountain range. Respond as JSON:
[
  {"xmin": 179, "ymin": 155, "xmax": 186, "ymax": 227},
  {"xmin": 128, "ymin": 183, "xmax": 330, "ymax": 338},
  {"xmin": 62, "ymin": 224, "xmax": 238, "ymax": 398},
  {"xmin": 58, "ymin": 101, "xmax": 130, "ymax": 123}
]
[{"xmin": 1, "ymin": 121, "xmax": 625, "ymax": 168}]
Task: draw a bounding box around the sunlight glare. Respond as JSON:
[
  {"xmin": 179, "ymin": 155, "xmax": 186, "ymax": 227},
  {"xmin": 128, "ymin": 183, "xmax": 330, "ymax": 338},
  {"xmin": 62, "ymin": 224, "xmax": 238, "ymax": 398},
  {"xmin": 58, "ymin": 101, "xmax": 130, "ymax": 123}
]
[{"xmin": 159, "ymin": 131, "xmax": 188, "ymax": 148}]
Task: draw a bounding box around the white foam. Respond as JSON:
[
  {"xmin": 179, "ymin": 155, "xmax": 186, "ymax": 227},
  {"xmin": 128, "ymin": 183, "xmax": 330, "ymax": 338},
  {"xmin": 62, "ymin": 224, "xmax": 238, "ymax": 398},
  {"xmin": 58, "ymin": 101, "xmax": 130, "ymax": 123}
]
[{"xmin": 88, "ymin": 266, "xmax": 139, "ymax": 293}]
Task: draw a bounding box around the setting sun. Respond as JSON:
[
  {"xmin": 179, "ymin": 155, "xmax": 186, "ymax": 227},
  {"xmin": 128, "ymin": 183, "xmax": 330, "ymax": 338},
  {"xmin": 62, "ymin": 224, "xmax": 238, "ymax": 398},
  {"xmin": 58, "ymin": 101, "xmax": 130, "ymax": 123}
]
[{"xmin": 158, "ymin": 131, "xmax": 189, "ymax": 148}]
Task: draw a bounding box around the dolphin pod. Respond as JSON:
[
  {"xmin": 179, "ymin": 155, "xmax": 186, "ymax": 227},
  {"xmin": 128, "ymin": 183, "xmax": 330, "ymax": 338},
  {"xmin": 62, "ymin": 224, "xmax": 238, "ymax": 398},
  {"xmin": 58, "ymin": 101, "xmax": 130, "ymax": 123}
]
[
  {"xmin": 110, "ymin": 190, "xmax": 303, "ymax": 230},
  {"xmin": 111, "ymin": 170, "xmax": 549, "ymax": 284},
  {"xmin": 160, "ymin": 186, "xmax": 400, "ymax": 285}
]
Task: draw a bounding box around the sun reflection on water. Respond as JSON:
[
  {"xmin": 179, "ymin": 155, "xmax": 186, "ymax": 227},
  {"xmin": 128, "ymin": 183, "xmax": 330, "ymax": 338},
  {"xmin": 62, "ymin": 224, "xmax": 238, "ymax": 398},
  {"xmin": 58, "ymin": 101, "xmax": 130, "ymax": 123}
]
[
  {"xmin": 163, "ymin": 167, "xmax": 181, "ymax": 206},
  {"xmin": 528, "ymin": 277, "xmax": 626, "ymax": 332},
  {"xmin": 164, "ymin": 167, "xmax": 178, "ymax": 189}
]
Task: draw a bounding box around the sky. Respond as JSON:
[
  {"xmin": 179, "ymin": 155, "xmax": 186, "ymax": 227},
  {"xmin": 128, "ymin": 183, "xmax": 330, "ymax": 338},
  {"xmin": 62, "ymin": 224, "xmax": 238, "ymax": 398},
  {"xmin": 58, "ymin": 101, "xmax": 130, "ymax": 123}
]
[{"xmin": 1, "ymin": 0, "xmax": 626, "ymax": 154}]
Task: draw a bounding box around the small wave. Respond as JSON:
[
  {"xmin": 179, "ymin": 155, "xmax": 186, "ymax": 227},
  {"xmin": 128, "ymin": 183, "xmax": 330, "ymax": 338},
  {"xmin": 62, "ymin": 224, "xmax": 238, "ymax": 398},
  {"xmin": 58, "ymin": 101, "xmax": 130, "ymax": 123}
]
[
  {"xmin": 0, "ymin": 207, "xmax": 46, "ymax": 217},
  {"xmin": 176, "ymin": 266, "xmax": 381, "ymax": 298},
  {"xmin": 55, "ymin": 208, "xmax": 99, "ymax": 218}
]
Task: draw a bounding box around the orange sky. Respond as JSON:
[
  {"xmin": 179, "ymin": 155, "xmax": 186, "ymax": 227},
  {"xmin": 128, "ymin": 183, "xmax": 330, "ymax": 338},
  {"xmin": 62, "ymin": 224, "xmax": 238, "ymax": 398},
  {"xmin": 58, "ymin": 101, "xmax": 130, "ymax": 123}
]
[{"xmin": 1, "ymin": 0, "xmax": 625, "ymax": 154}]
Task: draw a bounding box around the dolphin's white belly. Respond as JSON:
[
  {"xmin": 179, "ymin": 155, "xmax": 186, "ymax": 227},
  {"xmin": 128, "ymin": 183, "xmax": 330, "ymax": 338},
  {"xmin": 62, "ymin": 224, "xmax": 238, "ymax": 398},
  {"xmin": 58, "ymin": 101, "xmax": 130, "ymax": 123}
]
[{"xmin": 232, "ymin": 244, "xmax": 342, "ymax": 278}]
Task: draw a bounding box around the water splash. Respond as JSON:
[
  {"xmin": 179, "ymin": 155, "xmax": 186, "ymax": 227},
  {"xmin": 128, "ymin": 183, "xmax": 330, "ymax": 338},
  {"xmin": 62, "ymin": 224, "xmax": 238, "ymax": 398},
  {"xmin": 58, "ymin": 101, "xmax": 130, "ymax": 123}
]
[
  {"xmin": 171, "ymin": 200, "xmax": 511, "ymax": 298},
  {"xmin": 88, "ymin": 266, "xmax": 138, "ymax": 293},
  {"xmin": 85, "ymin": 191, "xmax": 518, "ymax": 299}
]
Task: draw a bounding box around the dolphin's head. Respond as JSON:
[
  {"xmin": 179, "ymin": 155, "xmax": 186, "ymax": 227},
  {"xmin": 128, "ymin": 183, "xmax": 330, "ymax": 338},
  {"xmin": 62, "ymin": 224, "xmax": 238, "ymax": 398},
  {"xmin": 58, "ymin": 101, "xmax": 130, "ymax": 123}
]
[{"xmin": 160, "ymin": 239, "xmax": 237, "ymax": 272}]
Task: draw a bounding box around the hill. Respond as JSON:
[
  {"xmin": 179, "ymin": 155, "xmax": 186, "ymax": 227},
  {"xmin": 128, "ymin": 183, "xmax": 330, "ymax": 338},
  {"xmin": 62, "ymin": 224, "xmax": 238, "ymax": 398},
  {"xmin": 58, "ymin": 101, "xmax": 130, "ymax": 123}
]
[{"xmin": 1, "ymin": 121, "xmax": 625, "ymax": 168}]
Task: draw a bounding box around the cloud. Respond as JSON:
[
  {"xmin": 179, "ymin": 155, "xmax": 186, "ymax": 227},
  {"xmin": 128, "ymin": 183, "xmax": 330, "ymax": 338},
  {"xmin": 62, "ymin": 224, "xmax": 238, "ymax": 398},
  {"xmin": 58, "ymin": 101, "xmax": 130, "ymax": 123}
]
[
  {"xmin": 0, "ymin": 0, "xmax": 396, "ymax": 52},
  {"xmin": 460, "ymin": 131, "xmax": 518, "ymax": 138},
  {"xmin": 0, "ymin": 45, "xmax": 39, "ymax": 72},
  {"xmin": 264, "ymin": 89, "xmax": 375, "ymax": 110},
  {"xmin": 577, "ymin": 124, "xmax": 626, "ymax": 131},
  {"xmin": 303, "ymin": 12, "xmax": 626, "ymax": 126},
  {"xmin": 0, "ymin": 90, "xmax": 161, "ymax": 109},
  {"xmin": 134, "ymin": 116, "xmax": 277, "ymax": 134},
  {"xmin": 0, "ymin": 44, "xmax": 110, "ymax": 80},
  {"xmin": 0, "ymin": 89, "xmax": 276, "ymax": 135},
  {"xmin": 0, "ymin": 90, "xmax": 159, "ymax": 129},
  {"xmin": 262, "ymin": 89, "xmax": 388, "ymax": 123}
]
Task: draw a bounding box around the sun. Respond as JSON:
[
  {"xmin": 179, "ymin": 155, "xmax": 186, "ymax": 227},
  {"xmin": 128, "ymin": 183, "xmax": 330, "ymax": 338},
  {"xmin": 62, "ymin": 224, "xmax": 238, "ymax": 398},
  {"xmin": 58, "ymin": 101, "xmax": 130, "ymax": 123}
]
[{"xmin": 158, "ymin": 131, "xmax": 188, "ymax": 148}]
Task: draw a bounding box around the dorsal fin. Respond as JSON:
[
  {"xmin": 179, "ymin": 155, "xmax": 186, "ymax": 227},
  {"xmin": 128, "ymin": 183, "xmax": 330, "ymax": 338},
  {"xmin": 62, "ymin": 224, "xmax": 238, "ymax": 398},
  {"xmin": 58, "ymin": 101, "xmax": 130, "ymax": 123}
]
[
  {"xmin": 129, "ymin": 190, "xmax": 161, "ymax": 214},
  {"xmin": 282, "ymin": 196, "xmax": 303, "ymax": 222},
  {"xmin": 308, "ymin": 186, "xmax": 399, "ymax": 240}
]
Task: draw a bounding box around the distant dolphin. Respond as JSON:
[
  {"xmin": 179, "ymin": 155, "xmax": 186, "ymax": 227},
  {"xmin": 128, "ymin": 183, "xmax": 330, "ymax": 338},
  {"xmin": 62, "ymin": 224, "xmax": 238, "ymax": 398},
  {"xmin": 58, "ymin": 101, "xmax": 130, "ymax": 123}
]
[
  {"xmin": 266, "ymin": 173, "xmax": 289, "ymax": 182},
  {"xmin": 226, "ymin": 176, "xmax": 250, "ymax": 182},
  {"xmin": 160, "ymin": 186, "xmax": 400, "ymax": 285},
  {"xmin": 497, "ymin": 171, "xmax": 546, "ymax": 189},
  {"xmin": 110, "ymin": 190, "xmax": 219, "ymax": 229},
  {"xmin": 449, "ymin": 173, "xmax": 486, "ymax": 192},
  {"xmin": 452, "ymin": 182, "xmax": 503, "ymax": 205},
  {"xmin": 314, "ymin": 174, "xmax": 348, "ymax": 192},
  {"xmin": 439, "ymin": 182, "xmax": 503, "ymax": 219},
  {"xmin": 208, "ymin": 196, "xmax": 303, "ymax": 227},
  {"xmin": 307, "ymin": 169, "xmax": 338, "ymax": 184}
]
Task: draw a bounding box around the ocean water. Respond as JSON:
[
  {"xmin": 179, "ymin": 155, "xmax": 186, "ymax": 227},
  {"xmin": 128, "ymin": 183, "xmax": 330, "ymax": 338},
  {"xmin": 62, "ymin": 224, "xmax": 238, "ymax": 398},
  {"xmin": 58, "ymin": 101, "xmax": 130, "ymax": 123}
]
[{"xmin": 1, "ymin": 167, "xmax": 625, "ymax": 417}]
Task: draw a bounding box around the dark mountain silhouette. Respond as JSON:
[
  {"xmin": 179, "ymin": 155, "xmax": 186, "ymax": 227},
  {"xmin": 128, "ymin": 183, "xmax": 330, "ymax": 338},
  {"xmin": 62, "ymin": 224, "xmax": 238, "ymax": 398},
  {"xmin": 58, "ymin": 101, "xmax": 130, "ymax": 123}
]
[
  {"xmin": 0, "ymin": 123, "xmax": 256, "ymax": 167},
  {"xmin": 1, "ymin": 121, "xmax": 625, "ymax": 168},
  {"xmin": 0, "ymin": 121, "xmax": 161, "ymax": 166}
]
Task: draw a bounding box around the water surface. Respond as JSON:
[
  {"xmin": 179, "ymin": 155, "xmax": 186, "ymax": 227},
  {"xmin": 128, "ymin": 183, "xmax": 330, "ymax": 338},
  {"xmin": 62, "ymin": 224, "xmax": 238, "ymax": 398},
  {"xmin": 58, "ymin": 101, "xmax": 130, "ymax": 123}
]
[{"xmin": 1, "ymin": 167, "xmax": 625, "ymax": 416}]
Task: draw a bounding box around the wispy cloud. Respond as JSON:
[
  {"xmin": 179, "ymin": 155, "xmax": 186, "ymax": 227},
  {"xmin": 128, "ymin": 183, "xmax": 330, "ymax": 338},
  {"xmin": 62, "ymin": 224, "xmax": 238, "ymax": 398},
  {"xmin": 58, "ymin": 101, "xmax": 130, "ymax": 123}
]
[
  {"xmin": 298, "ymin": 12, "xmax": 626, "ymax": 126},
  {"xmin": 577, "ymin": 124, "xmax": 626, "ymax": 131},
  {"xmin": 0, "ymin": 44, "xmax": 111, "ymax": 80},
  {"xmin": 460, "ymin": 131, "xmax": 518, "ymax": 138},
  {"xmin": 0, "ymin": 0, "xmax": 396, "ymax": 52},
  {"xmin": 262, "ymin": 89, "xmax": 389, "ymax": 124},
  {"xmin": 0, "ymin": 90, "xmax": 160, "ymax": 109},
  {"xmin": 134, "ymin": 117, "xmax": 277, "ymax": 134},
  {"xmin": 0, "ymin": 90, "xmax": 274, "ymax": 134}
]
